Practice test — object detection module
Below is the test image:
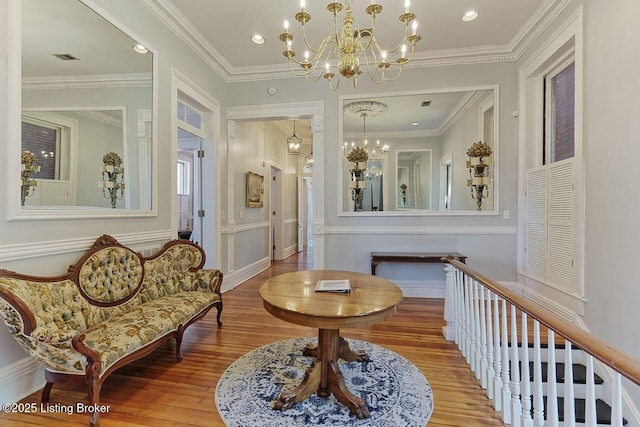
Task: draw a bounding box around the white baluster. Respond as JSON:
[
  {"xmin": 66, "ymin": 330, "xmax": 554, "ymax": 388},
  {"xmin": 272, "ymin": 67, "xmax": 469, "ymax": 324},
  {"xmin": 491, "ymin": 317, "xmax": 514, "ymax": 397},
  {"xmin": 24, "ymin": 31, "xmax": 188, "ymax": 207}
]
[
  {"xmin": 585, "ymin": 355, "xmax": 597, "ymax": 427},
  {"xmin": 474, "ymin": 280, "xmax": 484, "ymax": 381},
  {"xmin": 510, "ymin": 305, "xmax": 522, "ymax": 427},
  {"xmin": 611, "ymin": 372, "xmax": 623, "ymax": 427},
  {"xmin": 521, "ymin": 312, "xmax": 533, "ymax": 427},
  {"xmin": 454, "ymin": 269, "xmax": 462, "ymax": 347},
  {"xmin": 469, "ymin": 277, "xmax": 478, "ymax": 372},
  {"xmin": 493, "ymin": 294, "xmax": 503, "ymax": 412},
  {"xmin": 532, "ymin": 320, "xmax": 544, "ymax": 427},
  {"xmin": 546, "ymin": 330, "xmax": 558, "ymax": 426},
  {"xmin": 464, "ymin": 275, "xmax": 472, "ymax": 363},
  {"xmin": 501, "ymin": 299, "xmax": 512, "ymax": 424},
  {"xmin": 485, "ymin": 288, "xmax": 496, "ymax": 400},
  {"xmin": 443, "ymin": 263, "xmax": 456, "ymax": 341},
  {"xmin": 563, "ymin": 340, "xmax": 575, "ymax": 426}
]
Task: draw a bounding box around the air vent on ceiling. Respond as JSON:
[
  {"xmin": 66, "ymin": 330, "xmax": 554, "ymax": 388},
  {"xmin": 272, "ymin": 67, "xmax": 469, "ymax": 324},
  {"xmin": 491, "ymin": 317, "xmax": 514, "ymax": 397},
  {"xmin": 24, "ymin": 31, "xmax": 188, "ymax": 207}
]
[
  {"xmin": 52, "ymin": 53, "xmax": 78, "ymax": 61},
  {"xmin": 421, "ymin": 101, "xmax": 432, "ymax": 107}
]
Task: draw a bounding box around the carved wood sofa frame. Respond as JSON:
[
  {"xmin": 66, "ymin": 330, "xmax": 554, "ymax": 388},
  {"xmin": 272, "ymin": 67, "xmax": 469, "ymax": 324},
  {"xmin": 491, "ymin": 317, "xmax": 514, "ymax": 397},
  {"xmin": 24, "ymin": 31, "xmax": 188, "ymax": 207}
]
[{"xmin": 0, "ymin": 235, "xmax": 223, "ymax": 426}]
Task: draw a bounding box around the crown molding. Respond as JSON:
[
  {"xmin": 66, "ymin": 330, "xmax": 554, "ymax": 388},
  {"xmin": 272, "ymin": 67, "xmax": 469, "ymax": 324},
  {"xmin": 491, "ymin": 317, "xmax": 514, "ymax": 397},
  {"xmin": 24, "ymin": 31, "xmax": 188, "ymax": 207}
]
[
  {"xmin": 76, "ymin": 110, "xmax": 123, "ymax": 128},
  {"xmin": 140, "ymin": 0, "xmax": 231, "ymax": 80},
  {"xmin": 22, "ymin": 73, "xmax": 152, "ymax": 91},
  {"xmin": 143, "ymin": 0, "xmax": 571, "ymax": 83}
]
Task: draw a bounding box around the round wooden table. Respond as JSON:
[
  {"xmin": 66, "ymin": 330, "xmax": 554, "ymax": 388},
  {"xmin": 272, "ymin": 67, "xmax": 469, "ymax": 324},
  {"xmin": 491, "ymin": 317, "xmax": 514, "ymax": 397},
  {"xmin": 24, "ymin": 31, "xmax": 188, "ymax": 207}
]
[{"xmin": 259, "ymin": 270, "xmax": 403, "ymax": 419}]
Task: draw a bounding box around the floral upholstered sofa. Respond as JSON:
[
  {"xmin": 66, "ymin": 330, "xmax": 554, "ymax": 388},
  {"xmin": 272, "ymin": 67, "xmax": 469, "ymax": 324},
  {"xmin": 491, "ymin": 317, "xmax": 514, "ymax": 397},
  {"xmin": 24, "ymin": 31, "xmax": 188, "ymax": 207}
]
[{"xmin": 0, "ymin": 235, "xmax": 223, "ymax": 426}]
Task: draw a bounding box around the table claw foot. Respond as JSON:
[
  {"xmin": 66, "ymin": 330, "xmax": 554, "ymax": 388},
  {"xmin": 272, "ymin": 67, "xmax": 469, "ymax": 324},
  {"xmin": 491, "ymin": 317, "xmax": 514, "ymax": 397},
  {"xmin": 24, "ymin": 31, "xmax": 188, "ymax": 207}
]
[
  {"xmin": 327, "ymin": 360, "xmax": 370, "ymax": 419},
  {"xmin": 338, "ymin": 337, "xmax": 369, "ymax": 362},
  {"xmin": 272, "ymin": 360, "xmax": 321, "ymax": 412},
  {"xmin": 352, "ymin": 400, "xmax": 370, "ymax": 419}
]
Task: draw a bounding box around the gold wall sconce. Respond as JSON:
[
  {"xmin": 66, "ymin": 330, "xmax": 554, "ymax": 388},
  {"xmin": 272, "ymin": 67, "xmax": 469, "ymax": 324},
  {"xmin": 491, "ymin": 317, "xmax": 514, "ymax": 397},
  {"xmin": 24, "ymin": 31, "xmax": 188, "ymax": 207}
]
[
  {"xmin": 466, "ymin": 141, "xmax": 492, "ymax": 211},
  {"xmin": 98, "ymin": 152, "xmax": 125, "ymax": 208},
  {"xmin": 20, "ymin": 150, "xmax": 39, "ymax": 206}
]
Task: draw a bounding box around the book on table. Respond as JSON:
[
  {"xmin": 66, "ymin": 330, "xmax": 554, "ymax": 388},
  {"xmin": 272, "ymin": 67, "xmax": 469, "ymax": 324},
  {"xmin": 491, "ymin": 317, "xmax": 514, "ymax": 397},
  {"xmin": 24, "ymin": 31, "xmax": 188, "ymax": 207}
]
[{"xmin": 314, "ymin": 279, "xmax": 352, "ymax": 293}]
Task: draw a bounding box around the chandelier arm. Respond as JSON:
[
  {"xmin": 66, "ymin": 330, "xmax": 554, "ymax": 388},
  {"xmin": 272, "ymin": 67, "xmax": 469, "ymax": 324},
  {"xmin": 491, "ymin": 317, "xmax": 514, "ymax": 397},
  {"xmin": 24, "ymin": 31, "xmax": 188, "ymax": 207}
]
[
  {"xmin": 299, "ymin": 24, "xmax": 325, "ymax": 55},
  {"xmin": 371, "ymin": 24, "xmax": 411, "ymax": 55}
]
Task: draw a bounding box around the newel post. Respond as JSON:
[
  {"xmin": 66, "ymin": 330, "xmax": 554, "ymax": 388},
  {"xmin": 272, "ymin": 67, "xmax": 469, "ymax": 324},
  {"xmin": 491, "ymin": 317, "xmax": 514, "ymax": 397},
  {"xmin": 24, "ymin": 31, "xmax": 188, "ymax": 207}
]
[{"xmin": 443, "ymin": 263, "xmax": 456, "ymax": 340}]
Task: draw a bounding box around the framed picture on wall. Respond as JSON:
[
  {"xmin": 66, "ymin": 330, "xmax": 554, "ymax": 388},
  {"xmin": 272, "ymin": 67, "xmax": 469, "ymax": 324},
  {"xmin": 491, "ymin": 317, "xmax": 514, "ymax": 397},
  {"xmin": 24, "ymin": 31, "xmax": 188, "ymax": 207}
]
[{"xmin": 246, "ymin": 171, "xmax": 264, "ymax": 208}]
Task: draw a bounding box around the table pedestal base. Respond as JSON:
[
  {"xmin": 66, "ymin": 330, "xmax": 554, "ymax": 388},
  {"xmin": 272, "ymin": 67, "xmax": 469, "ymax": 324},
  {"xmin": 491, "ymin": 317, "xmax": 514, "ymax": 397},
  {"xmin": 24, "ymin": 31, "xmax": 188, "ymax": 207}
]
[{"xmin": 273, "ymin": 330, "xmax": 370, "ymax": 419}]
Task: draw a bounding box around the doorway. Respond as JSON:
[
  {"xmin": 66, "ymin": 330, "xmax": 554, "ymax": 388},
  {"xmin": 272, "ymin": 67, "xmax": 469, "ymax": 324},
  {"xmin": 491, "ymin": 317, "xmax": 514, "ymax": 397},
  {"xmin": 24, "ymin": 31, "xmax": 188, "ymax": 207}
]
[{"xmin": 172, "ymin": 70, "xmax": 221, "ymax": 268}]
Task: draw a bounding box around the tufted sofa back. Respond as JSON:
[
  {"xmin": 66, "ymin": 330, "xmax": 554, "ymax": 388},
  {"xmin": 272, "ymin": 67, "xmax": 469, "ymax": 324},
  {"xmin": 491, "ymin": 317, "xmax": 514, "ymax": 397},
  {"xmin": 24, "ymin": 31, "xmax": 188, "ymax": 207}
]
[{"xmin": 74, "ymin": 244, "xmax": 144, "ymax": 305}]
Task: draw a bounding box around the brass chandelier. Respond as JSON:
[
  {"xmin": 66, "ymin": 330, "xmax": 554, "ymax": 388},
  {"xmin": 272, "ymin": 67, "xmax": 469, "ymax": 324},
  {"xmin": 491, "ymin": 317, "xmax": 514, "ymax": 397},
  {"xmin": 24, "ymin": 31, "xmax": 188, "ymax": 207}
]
[{"xmin": 280, "ymin": 0, "xmax": 421, "ymax": 90}]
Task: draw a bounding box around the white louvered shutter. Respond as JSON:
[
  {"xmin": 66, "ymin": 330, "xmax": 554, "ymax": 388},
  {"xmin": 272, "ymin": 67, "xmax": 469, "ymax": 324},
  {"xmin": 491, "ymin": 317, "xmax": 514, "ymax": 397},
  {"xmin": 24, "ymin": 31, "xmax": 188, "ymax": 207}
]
[
  {"xmin": 526, "ymin": 160, "xmax": 575, "ymax": 292},
  {"xmin": 526, "ymin": 167, "xmax": 548, "ymax": 280},
  {"xmin": 547, "ymin": 160, "xmax": 574, "ymax": 289}
]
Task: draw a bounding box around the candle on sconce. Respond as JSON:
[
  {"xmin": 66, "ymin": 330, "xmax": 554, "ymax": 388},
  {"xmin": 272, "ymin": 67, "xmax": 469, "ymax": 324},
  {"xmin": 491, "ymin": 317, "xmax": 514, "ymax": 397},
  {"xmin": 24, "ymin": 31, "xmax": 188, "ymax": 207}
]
[
  {"xmin": 401, "ymin": 44, "xmax": 407, "ymax": 58},
  {"xmin": 405, "ymin": 0, "xmax": 410, "ymax": 13},
  {"xmin": 412, "ymin": 21, "xmax": 417, "ymax": 36}
]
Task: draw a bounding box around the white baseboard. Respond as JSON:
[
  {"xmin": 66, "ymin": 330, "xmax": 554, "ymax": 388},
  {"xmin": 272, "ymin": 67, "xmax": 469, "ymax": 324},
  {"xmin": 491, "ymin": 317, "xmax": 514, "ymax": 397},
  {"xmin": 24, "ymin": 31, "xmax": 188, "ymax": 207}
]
[
  {"xmin": 283, "ymin": 244, "xmax": 297, "ymax": 260},
  {"xmin": 221, "ymin": 257, "xmax": 271, "ymax": 293},
  {"xmin": 392, "ymin": 279, "xmax": 445, "ymax": 298},
  {"xmin": 0, "ymin": 357, "xmax": 44, "ymax": 404}
]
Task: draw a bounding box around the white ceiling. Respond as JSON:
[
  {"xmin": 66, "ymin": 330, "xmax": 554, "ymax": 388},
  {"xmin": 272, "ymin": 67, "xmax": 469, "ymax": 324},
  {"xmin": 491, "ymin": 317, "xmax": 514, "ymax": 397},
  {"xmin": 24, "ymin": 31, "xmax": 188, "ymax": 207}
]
[
  {"xmin": 168, "ymin": 0, "xmax": 546, "ymax": 69},
  {"xmin": 21, "ymin": 0, "xmax": 560, "ymax": 141}
]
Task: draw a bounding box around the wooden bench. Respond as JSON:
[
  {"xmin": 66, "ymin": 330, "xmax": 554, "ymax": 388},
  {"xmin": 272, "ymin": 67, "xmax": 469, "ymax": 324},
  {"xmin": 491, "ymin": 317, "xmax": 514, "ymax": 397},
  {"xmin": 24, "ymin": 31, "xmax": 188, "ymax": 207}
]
[{"xmin": 370, "ymin": 252, "xmax": 467, "ymax": 276}]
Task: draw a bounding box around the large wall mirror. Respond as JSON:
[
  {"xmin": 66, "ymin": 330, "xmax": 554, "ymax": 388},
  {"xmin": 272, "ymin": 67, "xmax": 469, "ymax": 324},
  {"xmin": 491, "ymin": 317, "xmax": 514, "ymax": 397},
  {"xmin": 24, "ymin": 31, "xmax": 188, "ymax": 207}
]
[
  {"xmin": 15, "ymin": 0, "xmax": 154, "ymax": 214},
  {"xmin": 340, "ymin": 86, "xmax": 498, "ymax": 215}
]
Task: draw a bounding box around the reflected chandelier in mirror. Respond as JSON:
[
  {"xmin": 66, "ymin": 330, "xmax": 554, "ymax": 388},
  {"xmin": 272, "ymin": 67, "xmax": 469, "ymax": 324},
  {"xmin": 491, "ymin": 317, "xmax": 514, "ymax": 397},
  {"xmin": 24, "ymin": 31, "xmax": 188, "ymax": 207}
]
[{"xmin": 340, "ymin": 86, "xmax": 498, "ymax": 216}]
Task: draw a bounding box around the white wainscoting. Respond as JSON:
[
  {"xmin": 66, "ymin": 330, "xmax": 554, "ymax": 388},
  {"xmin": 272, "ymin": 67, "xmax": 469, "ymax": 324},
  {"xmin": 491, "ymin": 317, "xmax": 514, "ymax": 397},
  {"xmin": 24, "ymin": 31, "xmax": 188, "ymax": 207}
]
[
  {"xmin": 221, "ymin": 256, "xmax": 270, "ymax": 293},
  {"xmin": 392, "ymin": 279, "xmax": 445, "ymax": 298},
  {"xmin": 0, "ymin": 230, "xmax": 174, "ymax": 263}
]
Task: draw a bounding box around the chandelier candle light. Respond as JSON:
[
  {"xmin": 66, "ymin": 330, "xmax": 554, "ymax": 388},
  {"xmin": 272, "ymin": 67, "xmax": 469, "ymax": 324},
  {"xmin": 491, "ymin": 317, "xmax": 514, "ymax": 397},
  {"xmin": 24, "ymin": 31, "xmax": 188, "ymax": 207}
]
[
  {"xmin": 280, "ymin": 0, "xmax": 421, "ymax": 90},
  {"xmin": 98, "ymin": 152, "xmax": 125, "ymax": 208}
]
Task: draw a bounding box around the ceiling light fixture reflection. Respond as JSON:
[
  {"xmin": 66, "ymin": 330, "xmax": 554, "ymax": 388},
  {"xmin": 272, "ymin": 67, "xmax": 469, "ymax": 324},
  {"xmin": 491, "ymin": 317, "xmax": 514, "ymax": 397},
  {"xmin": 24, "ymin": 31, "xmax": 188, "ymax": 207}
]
[
  {"xmin": 411, "ymin": 122, "xmax": 419, "ymax": 126},
  {"xmin": 133, "ymin": 44, "xmax": 148, "ymax": 54},
  {"xmin": 462, "ymin": 10, "xmax": 478, "ymax": 22}
]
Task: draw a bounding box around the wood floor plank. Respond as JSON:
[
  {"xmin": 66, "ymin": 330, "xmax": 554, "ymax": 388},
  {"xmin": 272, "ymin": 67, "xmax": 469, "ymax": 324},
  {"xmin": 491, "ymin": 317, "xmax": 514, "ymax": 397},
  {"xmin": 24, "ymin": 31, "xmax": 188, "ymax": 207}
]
[{"xmin": 0, "ymin": 249, "xmax": 505, "ymax": 426}]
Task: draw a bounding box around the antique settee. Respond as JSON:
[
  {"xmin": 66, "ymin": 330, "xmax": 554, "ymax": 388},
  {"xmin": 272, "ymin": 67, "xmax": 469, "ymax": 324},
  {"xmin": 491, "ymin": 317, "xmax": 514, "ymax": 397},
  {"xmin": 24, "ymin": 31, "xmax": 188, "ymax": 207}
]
[{"xmin": 0, "ymin": 235, "xmax": 223, "ymax": 426}]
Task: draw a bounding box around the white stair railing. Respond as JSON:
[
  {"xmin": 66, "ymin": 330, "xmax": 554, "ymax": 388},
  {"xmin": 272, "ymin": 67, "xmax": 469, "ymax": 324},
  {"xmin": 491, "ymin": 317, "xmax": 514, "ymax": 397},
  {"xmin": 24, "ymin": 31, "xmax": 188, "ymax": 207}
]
[{"xmin": 444, "ymin": 257, "xmax": 640, "ymax": 426}]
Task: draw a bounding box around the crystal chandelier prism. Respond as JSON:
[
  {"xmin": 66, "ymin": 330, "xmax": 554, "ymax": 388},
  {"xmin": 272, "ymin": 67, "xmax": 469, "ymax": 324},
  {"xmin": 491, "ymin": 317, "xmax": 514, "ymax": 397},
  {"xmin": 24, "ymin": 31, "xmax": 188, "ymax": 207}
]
[{"xmin": 280, "ymin": 0, "xmax": 421, "ymax": 90}]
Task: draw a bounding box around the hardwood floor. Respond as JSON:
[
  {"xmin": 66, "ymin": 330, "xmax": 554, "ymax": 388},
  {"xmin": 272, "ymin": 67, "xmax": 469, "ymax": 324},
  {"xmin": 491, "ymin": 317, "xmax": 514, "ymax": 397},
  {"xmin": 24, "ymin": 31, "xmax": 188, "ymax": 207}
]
[{"xmin": 0, "ymin": 249, "xmax": 505, "ymax": 426}]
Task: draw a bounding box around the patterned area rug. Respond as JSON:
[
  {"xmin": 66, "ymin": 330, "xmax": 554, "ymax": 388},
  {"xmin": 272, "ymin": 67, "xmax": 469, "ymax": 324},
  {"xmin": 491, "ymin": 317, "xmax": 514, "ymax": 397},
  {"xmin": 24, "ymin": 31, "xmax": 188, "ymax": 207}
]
[{"xmin": 215, "ymin": 337, "xmax": 433, "ymax": 426}]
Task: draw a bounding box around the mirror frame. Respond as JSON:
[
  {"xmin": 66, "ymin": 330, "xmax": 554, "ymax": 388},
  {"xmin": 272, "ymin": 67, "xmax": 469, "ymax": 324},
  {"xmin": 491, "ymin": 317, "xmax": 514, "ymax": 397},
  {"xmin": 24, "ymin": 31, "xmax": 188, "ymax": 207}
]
[
  {"xmin": 338, "ymin": 85, "xmax": 499, "ymax": 216},
  {"xmin": 6, "ymin": 0, "xmax": 158, "ymax": 220}
]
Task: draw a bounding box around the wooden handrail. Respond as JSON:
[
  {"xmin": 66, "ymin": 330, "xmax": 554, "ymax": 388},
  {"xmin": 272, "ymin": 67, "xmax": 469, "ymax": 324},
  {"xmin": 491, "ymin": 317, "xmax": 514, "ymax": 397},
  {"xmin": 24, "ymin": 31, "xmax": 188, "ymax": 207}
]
[{"xmin": 445, "ymin": 257, "xmax": 640, "ymax": 387}]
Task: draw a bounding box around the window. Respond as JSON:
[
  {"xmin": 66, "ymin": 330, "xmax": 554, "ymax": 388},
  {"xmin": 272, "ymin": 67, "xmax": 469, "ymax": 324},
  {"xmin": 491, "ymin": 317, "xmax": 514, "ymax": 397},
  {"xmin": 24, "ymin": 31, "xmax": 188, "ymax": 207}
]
[
  {"xmin": 520, "ymin": 7, "xmax": 584, "ymax": 307},
  {"xmin": 21, "ymin": 120, "xmax": 61, "ymax": 180},
  {"xmin": 544, "ymin": 60, "xmax": 575, "ymax": 164},
  {"xmin": 177, "ymin": 100, "xmax": 203, "ymax": 131},
  {"xmin": 177, "ymin": 159, "xmax": 191, "ymax": 195}
]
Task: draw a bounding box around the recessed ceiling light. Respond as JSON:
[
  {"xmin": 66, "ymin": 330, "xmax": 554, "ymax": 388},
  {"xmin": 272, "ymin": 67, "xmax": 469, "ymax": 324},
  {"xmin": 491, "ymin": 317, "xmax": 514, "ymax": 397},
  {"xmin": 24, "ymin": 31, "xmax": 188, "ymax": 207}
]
[
  {"xmin": 251, "ymin": 34, "xmax": 265, "ymax": 45},
  {"xmin": 133, "ymin": 44, "xmax": 148, "ymax": 54},
  {"xmin": 462, "ymin": 10, "xmax": 478, "ymax": 22},
  {"xmin": 411, "ymin": 122, "xmax": 419, "ymax": 126}
]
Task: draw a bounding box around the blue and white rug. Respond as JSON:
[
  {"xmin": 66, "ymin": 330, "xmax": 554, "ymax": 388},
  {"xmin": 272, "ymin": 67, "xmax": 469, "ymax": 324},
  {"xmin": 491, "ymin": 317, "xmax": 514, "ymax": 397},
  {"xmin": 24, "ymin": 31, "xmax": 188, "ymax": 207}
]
[{"xmin": 215, "ymin": 337, "xmax": 433, "ymax": 426}]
